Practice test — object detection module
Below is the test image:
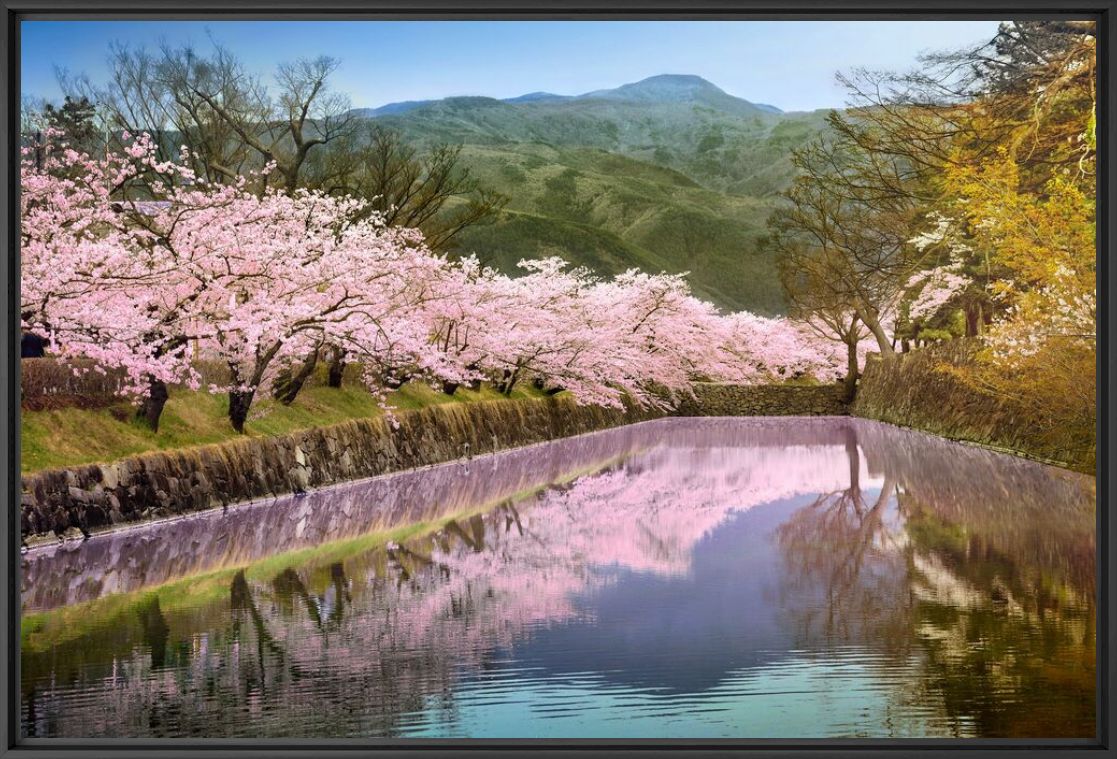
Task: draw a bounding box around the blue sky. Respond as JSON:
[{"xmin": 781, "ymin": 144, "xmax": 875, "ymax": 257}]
[{"xmin": 21, "ymin": 20, "xmax": 1004, "ymax": 112}]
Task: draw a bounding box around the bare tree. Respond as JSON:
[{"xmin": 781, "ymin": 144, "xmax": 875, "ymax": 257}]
[
  {"xmin": 768, "ymin": 132, "xmax": 927, "ymax": 357},
  {"xmin": 776, "ymin": 243, "xmax": 868, "ymax": 401},
  {"xmin": 314, "ymin": 123, "xmax": 507, "ymax": 250},
  {"xmin": 64, "ymin": 41, "xmax": 356, "ymax": 194}
]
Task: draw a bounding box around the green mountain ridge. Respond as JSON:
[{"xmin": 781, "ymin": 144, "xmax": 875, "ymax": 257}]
[{"xmin": 361, "ymin": 75, "xmax": 832, "ymax": 314}]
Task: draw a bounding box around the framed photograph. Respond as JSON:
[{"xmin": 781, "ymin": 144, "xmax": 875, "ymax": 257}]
[{"xmin": 2, "ymin": 2, "xmax": 1112, "ymax": 757}]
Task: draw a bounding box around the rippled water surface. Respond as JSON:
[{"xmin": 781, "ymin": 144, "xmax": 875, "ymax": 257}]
[{"xmin": 21, "ymin": 417, "xmax": 1096, "ymax": 739}]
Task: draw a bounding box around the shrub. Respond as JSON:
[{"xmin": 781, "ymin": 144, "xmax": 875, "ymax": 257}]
[{"xmin": 21, "ymin": 357, "xmax": 128, "ymax": 411}]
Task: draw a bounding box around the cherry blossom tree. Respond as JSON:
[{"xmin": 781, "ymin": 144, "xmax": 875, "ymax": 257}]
[
  {"xmin": 21, "ymin": 132, "xmax": 203, "ymax": 429},
  {"xmin": 23, "ymin": 131, "xmax": 858, "ymax": 434}
]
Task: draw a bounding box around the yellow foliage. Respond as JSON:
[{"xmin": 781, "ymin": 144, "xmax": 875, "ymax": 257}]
[
  {"xmin": 959, "ymin": 338, "xmax": 1096, "ymax": 470},
  {"xmin": 927, "ymin": 27, "xmax": 1096, "ymax": 469},
  {"xmin": 943, "ymin": 153, "xmax": 1095, "ymax": 295}
]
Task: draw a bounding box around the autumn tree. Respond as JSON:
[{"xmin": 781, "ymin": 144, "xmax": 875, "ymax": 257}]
[
  {"xmin": 776, "ymin": 247, "xmax": 868, "ymax": 402},
  {"xmin": 832, "ymin": 20, "xmax": 1097, "ymax": 464}
]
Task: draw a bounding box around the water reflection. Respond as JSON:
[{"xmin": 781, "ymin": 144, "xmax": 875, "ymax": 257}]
[{"xmin": 20, "ymin": 418, "xmax": 1095, "ymax": 739}]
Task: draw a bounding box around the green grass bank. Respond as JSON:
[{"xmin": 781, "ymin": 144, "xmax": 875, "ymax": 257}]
[{"xmin": 21, "ymin": 374, "xmax": 547, "ymax": 475}]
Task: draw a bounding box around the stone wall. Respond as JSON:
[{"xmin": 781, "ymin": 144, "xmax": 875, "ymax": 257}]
[
  {"xmin": 852, "ymin": 341, "xmax": 1093, "ymax": 473},
  {"xmin": 674, "ymin": 383, "xmax": 849, "ymax": 417},
  {"xmin": 21, "ymin": 397, "xmax": 660, "ymax": 542}
]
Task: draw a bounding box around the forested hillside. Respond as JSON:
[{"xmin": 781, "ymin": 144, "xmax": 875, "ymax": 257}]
[{"xmin": 363, "ymin": 75, "xmax": 830, "ymax": 313}]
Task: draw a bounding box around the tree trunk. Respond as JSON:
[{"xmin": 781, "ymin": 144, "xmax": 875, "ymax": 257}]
[
  {"xmin": 858, "ymin": 307, "xmax": 895, "ymax": 357},
  {"xmin": 499, "ymin": 368, "xmax": 520, "ymax": 396},
  {"xmin": 842, "ymin": 340, "xmax": 859, "ymax": 404},
  {"xmin": 272, "ymin": 348, "xmax": 320, "ymax": 405},
  {"xmin": 228, "ymin": 389, "xmax": 256, "ymax": 434},
  {"xmin": 441, "ymin": 380, "xmax": 460, "ymax": 396},
  {"xmin": 465, "ymin": 363, "xmax": 482, "ymax": 391},
  {"xmin": 136, "ymin": 375, "xmax": 169, "ymax": 433},
  {"xmin": 326, "ymin": 346, "xmax": 346, "ymax": 388},
  {"xmin": 965, "ymin": 302, "xmax": 980, "ymax": 337},
  {"xmin": 843, "ymin": 424, "xmax": 860, "ymax": 493}
]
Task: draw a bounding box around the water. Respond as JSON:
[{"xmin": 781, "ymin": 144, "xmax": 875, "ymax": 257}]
[{"xmin": 20, "ymin": 417, "xmax": 1096, "ymax": 739}]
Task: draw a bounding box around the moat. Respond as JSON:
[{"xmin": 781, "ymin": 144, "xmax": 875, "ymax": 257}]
[{"xmin": 20, "ymin": 417, "xmax": 1096, "ymax": 739}]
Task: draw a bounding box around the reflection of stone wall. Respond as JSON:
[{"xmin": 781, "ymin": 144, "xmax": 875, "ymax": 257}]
[
  {"xmin": 21, "ymin": 397, "xmax": 660, "ymax": 542},
  {"xmin": 675, "ymin": 383, "xmax": 848, "ymax": 417},
  {"xmin": 22, "ymin": 416, "xmax": 1096, "ymax": 739},
  {"xmin": 854, "ymin": 419, "xmax": 1096, "ymax": 600},
  {"xmin": 21, "ymin": 422, "xmax": 658, "ymax": 611},
  {"xmin": 852, "ymin": 342, "xmax": 1092, "ymax": 473}
]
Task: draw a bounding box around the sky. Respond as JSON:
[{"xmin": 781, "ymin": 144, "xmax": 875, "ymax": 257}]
[{"xmin": 20, "ymin": 20, "xmax": 1005, "ymax": 113}]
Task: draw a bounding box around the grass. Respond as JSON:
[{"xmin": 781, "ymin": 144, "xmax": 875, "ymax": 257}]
[{"xmin": 20, "ymin": 369, "xmax": 549, "ymax": 475}]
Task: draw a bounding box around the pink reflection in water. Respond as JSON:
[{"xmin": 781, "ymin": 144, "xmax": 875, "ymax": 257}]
[{"xmin": 20, "ymin": 417, "xmax": 1095, "ymax": 739}]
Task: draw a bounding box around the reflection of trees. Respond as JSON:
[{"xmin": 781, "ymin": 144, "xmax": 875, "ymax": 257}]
[
  {"xmin": 856, "ymin": 420, "xmax": 1096, "ymax": 597},
  {"xmin": 775, "ymin": 422, "xmax": 1095, "ymax": 738},
  {"xmin": 272, "ymin": 568, "xmax": 322, "ymax": 627},
  {"xmin": 776, "ymin": 425, "xmax": 908, "ymax": 651},
  {"xmin": 21, "ymin": 418, "xmax": 1096, "ymax": 738},
  {"xmin": 901, "ymin": 494, "xmax": 1095, "ymax": 738},
  {"xmin": 24, "ymin": 434, "xmax": 881, "ymax": 737},
  {"xmin": 443, "ymin": 514, "xmax": 487, "ymax": 553},
  {"xmin": 136, "ymin": 597, "xmax": 170, "ymax": 669},
  {"xmin": 22, "ymin": 424, "xmax": 661, "ymax": 612},
  {"xmin": 231, "ymin": 569, "xmax": 309, "ymax": 685}
]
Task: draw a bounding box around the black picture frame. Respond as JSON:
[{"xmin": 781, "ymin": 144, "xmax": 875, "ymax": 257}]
[{"xmin": 1, "ymin": 2, "xmax": 1112, "ymax": 757}]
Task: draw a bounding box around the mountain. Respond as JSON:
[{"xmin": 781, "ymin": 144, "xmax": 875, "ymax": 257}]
[
  {"xmin": 352, "ymin": 75, "xmax": 831, "ymax": 314},
  {"xmin": 502, "ymin": 91, "xmax": 573, "ymax": 104},
  {"xmin": 576, "ymin": 74, "xmax": 768, "ymax": 117},
  {"xmin": 349, "ymin": 100, "xmax": 434, "ymax": 118}
]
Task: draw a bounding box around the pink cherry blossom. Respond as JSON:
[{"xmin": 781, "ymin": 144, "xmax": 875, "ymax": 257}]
[{"xmin": 21, "ymin": 133, "xmax": 864, "ymax": 424}]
